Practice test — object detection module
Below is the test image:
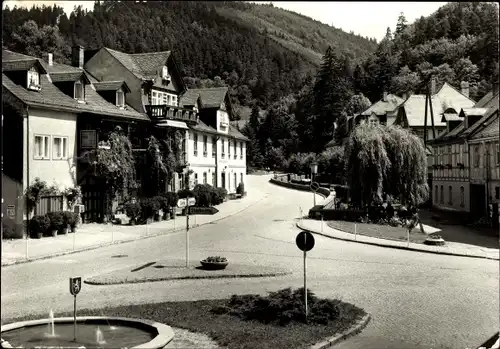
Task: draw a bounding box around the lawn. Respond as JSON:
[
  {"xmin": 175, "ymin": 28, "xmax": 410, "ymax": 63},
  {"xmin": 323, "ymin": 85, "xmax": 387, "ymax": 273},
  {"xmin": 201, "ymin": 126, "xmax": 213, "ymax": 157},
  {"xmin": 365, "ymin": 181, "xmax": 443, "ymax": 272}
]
[
  {"xmin": 327, "ymin": 220, "xmax": 429, "ymax": 244},
  {"xmin": 4, "ymin": 289, "xmax": 367, "ymax": 349}
]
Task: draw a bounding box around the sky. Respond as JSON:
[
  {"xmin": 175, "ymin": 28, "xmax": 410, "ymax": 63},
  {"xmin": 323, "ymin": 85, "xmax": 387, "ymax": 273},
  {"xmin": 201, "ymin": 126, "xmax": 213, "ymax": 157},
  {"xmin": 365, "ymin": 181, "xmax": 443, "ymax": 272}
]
[{"xmin": 2, "ymin": 1, "xmax": 448, "ymax": 41}]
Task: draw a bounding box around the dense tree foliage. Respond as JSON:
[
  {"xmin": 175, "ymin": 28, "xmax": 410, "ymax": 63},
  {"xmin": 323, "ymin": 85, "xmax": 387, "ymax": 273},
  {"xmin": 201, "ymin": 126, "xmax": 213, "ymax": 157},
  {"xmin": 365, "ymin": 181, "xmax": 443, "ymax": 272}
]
[{"xmin": 344, "ymin": 125, "xmax": 428, "ymax": 208}]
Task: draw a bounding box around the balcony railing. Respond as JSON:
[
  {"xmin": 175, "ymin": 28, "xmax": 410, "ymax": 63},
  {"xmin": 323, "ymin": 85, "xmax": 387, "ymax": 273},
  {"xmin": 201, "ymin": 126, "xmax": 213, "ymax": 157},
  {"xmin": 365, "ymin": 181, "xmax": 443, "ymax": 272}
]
[{"xmin": 146, "ymin": 104, "xmax": 198, "ymax": 124}]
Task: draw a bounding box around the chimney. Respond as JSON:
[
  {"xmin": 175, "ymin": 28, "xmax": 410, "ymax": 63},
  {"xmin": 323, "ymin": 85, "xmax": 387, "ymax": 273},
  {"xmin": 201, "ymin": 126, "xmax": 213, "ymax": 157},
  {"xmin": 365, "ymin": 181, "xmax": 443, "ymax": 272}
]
[
  {"xmin": 430, "ymin": 77, "xmax": 436, "ymax": 95},
  {"xmin": 383, "ymin": 91, "xmax": 388, "ymax": 102},
  {"xmin": 493, "ymin": 82, "xmax": 499, "ymax": 96},
  {"xmin": 460, "ymin": 81, "xmax": 469, "ymax": 98},
  {"xmin": 47, "ymin": 53, "xmax": 53, "ymax": 66},
  {"xmin": 71, "ymin": 45, "xmax": 84, "ymax": 69}
]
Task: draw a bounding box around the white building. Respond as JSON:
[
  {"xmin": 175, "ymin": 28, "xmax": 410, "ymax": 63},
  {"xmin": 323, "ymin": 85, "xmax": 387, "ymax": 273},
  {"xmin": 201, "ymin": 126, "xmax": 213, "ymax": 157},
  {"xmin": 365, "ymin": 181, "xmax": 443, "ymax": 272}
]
[{"xmin": 180, "ymin": 87, "xmax": 248, "ymax": 193}]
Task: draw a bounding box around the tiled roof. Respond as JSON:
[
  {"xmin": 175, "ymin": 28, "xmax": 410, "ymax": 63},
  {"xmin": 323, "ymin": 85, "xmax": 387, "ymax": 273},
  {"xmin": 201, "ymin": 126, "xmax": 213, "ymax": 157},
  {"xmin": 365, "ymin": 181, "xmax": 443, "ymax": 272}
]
[
  {"xmin": 190, "ymin": 119, "xmax": 218, "ymax": 135},
  {"xmin": 228, "ymin": 124, "xmax": 249, "ymax": 141},
  {"xmin": 399, "ymin": 83, "xmax": 475, "ymax": 127},
  {"xmin": 104, "ymin": 48, "xmax": 171, "ymax": 80},
  {"xmin": 470, "ymin": 115, "xmax": 498, "ymax": 140},
  {"xmin": 50, "ymin": 71, "xmax": 87, "ymax": 83},
  {"xmin": 2, "ymin": 59, "xmax": 47, "ymax": 74},
  {"xmin": 2, "ymin": 50, "xmax": 34, "ymax": 61},
  {"xmin": 360, "ymin": 94, "xmax": 404, "ymax": 116},
  {"xmin": 474, "ymin": 92, "xmax": 495, "ymax": 108},
  {"xmin": 461, "ymin": 108, "xmax": 489, "ymax": 117},
  {"xmin": 93, "ymin": 81, "xmax": 130, "ymax": 93},
  {"xmin": 184, "ymin": 87, "xmax": 228, "ymax": 109},
  {"xmin": 179, "ymin": 90, "xmax": 200, "ymax": 107}
]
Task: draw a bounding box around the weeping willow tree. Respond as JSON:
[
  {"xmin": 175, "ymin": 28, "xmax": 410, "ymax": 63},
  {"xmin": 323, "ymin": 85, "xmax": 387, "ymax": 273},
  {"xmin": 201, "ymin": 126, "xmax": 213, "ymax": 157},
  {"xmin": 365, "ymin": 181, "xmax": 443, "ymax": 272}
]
[{"xmin": 344, "ymin": 124, "xmax": 428, "ymax": 208}]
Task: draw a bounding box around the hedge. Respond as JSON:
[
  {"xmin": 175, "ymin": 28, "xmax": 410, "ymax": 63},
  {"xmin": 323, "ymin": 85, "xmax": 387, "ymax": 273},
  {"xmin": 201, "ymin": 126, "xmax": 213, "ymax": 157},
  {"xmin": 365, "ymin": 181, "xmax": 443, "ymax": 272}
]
[
  {"xmin": 308, "ymin": 207, "xmax": 365, "ymax": 221},
  {"xmin": 269, "ymin": 178, "xmax": 330, "ymax": 198}
]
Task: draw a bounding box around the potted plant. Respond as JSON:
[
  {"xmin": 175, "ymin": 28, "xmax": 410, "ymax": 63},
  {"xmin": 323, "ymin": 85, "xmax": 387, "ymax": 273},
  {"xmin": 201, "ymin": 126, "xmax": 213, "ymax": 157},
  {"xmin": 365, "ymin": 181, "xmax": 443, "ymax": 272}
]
[
  {"xmin": 200, "ymin": 256, "xmax": 228, "ymax": 270},
  {"xmin": 124, "ymin": 201, "xmax": 141, "ymax": 225},
  {"xmin": 29, "ymin": 215, "xmax": 50, "ymax": 239},
  {"xmin": 424, "ymin": 233, "xmax": 445, "ymax": 246},
  {"xmin": 60, "ymin": 211, "xmax": 74, "ymax": 234},
  {"xmin": 236, "ymin": 183, "xmax": 245, "ymax": 198},
  {"xmin": 63, "ymin": 186, "xmax": 82, "ymax": 211},
  {"xmin": 45, "ymin": 212, "xmax": 63, "ymax": 237},
  {"xmin": 140, "ymin": 197, "xmax": 160, "ymax": 224}
]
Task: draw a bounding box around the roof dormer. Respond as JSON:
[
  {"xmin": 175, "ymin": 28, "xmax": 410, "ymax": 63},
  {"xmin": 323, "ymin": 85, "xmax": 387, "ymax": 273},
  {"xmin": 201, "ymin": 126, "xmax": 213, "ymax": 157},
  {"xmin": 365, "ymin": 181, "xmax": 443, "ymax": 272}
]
[
  {"xmin": 50, "ymin": 72, "xmax": 90, "ymax": 103},
  {"xmin": 93, "ymin": 81, "xmax": 131, "ymax": 108},
  {"xmin": 2, "ymin": 58, "xmax": 47, "ymax": 92},
  {"xmin": 161, "ymin": 66, "xmax": 171, "ymax": 83}
]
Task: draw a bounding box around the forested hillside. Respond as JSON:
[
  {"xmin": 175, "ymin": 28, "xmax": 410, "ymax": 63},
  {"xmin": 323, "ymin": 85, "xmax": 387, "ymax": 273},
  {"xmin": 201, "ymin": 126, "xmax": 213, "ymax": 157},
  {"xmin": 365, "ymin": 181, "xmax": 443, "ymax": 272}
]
[{"xmin": 2, "ymin": 0, "xmax": 377, "ymax": 119}]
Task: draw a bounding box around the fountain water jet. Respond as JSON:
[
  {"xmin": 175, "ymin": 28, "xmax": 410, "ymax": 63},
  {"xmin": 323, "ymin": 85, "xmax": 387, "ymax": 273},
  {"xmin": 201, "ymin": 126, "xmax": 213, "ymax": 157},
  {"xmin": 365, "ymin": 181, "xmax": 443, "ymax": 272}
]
[
  {"xmin": 45, "ymin": 310, "xmax": 55, "ymax": 338},
  {"xmin": 95, "ymin": 326, "xmax": 105, "ymax": 345}
]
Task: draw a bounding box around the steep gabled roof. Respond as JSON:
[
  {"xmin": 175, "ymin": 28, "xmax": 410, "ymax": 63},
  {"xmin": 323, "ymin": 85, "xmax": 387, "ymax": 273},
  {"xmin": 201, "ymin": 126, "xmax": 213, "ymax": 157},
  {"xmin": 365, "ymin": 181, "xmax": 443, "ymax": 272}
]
[
  {"xmin": 228, "ymin": 124, "xmax": 249, "ymax": 141},
  {"xmin": 2, "ymin": 49, "xmax": 47, "ymax": 74},
  {"xmin": 179, "ymin": 89, "xmax": 201, "ymax": 107},
  {"xmin": 50, "ymin": 71, "xmax": 91, "ymax": 84},
  {"xmin": 360, "ymin": 94, "xmax": 403, "ymax": 116},
  {"xmin": 469, "ymin": 112, "xmax": 498, "ymax": 140},
  {"xmin": 398, "ymin": 82, "xmax": 475, "ymax": 127},
  {"xmin": 474, "ymin": 91, "xmax": 496, "ymax": 108},
  {"xmin": 104, "ymin": 48, "xmax": 171, "ymax": 80},
  {"xmin": 184, "ymin": 87, "xmax": 229, "ymax": 109},
  {"xmin": 93, "ymin": 81, "xmax": 131, "ymax": 93}
]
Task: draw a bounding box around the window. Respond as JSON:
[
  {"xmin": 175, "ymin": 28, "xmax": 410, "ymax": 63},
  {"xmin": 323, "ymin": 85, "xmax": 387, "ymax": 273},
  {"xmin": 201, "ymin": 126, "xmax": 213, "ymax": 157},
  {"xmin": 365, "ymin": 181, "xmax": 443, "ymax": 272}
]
[
  {"xmin": 228, "ymin": 139, "xmax": 231, "ymax": 158},
  {"xmin": 27, "ymin": 67, "xmax": 40, "ymax": 90},
  {"xmin": 496, "ymin": 143, "xmax": 500, "ymax": 165},
  {"xmin": 448, "ymin": 146, "xmax": 452, "ymax": 165},
  {"xmin": 151, "ymin": 91, "xmax": 159, "ymax": 105},
  {"xmin": 212, "ymin": 172, "xmax": 216, "ymax": 186},
  {"xmin": 234, "ymin": 140, "xmax": 237, "ymax": 159},
  {"xmin": 240, "ymin": 173, "xmax": 243, "ymax": 186},
  {"xmin": 434, "ymin": 185, "xmax": 438, "ymax": 202},
  {"xmin": 74, "ymin": 81, "xmax": 84, "ymax": 101},
  {"xmin": 440, "ymin": 185, "xmax": 444, "ymax": 204},
  {"xmin": 448, "ymin": 186, "xmax": 452, "ymax": 205},
  {"xmin": 193, "ymin": 133, "xmax": 198, "ymax": 156},
  {"xmin": 460, "ymin": 186, "xmax": 465, "ymax": 207},
  {"xmin": 172, "ymin": 95, "xmax": 177, "ymax": 106},
  {"xmin": 52, "ymin": 136, "xmax": 68, "ymax": 160},
  {"xmin": 222, "ymin": 139, "xmax": 225, "ymax": 159},
  {"xmin": 116, "ymin": 91, "xmax": 125, "ymax": 107},
  {"xmin": 34, "ymin": 135, "xmax": 50, "ymax": 159},
  {"xmin": 474, "ymin": 145, "xmax": 480, "ymax": 167},
  {"xmin": 203, "ymin": 135, "xmax": 208, "ymax": 156},
  {"xmin": 203, "ymin": 172, "xmax": 207, "ymax": 184},
  {"xmin": 194, "ymin": 172, "xmax": 198, "ymax": 185},
  {"xmin": 212, "ymin": 137, "xmax": 216, "ymax": 157},
  {"xmin": 495, "ymin": 187, "xmax": 500, "ymax": 200},
  {"xmin": 240, "ymin": 142, "xmax": 243, "ymax": 159},
  {"xmin": 162, "ymin": 93, "xmax": 168, "ymax": 105},
  {"xmin": 234, "ymin": 173, "xmax": 237, "ymax": 190}
]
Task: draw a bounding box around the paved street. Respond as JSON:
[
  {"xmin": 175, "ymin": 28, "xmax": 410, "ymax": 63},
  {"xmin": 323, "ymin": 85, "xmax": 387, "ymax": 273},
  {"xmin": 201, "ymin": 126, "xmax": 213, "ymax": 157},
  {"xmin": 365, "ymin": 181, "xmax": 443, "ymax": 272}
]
[{"xmin": 2, "ymin": 176, "xmax": 498, "ymax": 349}]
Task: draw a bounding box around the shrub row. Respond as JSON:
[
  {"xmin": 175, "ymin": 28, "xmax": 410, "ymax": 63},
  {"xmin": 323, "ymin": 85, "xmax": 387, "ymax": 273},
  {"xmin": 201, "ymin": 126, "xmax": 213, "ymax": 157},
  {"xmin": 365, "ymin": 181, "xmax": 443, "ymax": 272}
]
[
  {"xmin": 29, "ymin": 211, "xmax": 79, "ymax": 238},
  {"xmin": 269, "ymin": 178, "xmax": 330, "ymax": 198}
]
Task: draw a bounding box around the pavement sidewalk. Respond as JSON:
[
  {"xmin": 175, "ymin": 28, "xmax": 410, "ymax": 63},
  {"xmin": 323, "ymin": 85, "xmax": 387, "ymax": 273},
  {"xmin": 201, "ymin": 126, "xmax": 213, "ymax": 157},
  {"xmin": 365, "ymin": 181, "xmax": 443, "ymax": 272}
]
[
  {"xmin": 1, "ymin": 188, "xmax": 268, "ymax": 267},
  {"xmin": 297, "ymin": 218, "xmax": 499, "ymax": 260}
]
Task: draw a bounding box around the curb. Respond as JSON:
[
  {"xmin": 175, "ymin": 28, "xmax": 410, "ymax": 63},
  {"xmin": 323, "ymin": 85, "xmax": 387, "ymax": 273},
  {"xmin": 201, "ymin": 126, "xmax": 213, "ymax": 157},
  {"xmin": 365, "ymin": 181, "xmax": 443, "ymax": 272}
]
[
  {"xmin": 268, "ymin": 178, "xmax": 329, "ymax": 199},
  {"xmin": 84, "ymin": 270, "xmax": 291, "ymax": 286},
  {"xmin": 297, "ymin": 221, "xmax": 499, "ymax": 261},
  {"xmin": 1, "ymin": 194, "xmax": 268, "ymax": 267},
  {"xmin": 310, "ymin": 313, "xmax": 371, "ymax": 349}
]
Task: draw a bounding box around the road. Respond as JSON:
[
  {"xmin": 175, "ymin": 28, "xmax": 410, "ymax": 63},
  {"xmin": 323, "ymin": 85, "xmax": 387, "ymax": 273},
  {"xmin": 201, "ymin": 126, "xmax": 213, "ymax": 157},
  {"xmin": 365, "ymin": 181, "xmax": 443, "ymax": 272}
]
[{"xmin": 2, "ymin": 175, "xmax": 499, "ymax": 349}]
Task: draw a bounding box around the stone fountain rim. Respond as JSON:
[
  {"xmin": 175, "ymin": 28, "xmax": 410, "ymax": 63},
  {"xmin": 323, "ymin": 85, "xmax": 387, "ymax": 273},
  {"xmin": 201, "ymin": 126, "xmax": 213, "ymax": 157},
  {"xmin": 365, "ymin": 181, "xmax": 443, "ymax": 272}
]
[{"xmin": 1, "ymin": 316, "xmax": 175, "ymax": 349}]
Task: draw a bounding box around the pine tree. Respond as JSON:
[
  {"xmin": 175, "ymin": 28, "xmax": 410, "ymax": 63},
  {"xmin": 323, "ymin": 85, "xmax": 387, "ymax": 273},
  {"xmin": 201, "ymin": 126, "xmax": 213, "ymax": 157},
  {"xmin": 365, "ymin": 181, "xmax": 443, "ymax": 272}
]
[{"xmin": 395, "ymin": 12, "xmax": 408, "ymax": 36}]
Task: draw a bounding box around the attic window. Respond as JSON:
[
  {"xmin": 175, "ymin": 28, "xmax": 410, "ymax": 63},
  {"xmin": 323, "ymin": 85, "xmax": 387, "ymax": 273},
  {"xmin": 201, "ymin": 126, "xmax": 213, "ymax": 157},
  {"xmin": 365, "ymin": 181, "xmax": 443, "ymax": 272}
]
[
  {"xmin": 162, "ymin": 66, "xmax": 170, "ymax": 81},
  {"xmin": 27, "ymin": 67, "xmax": 40, "ymax": 91},
  {"xmin": 116, "ymin": 90, "xmax": 125, "ymax": 107},
  {"xmin": 74, "ymin": 81, "xmax": 84, "ymax": 101}
]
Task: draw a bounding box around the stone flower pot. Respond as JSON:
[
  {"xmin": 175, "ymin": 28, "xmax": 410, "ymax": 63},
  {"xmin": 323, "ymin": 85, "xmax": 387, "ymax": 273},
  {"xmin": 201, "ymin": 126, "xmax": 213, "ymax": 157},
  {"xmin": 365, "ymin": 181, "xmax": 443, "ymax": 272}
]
[
  {"xmin": 200, "ymin": 260, "xmax": 228, "ymax": 270},
  {"xmin": 50, "ymin": 229, "xmax": 58, "ymax": 237},
  {"xmin": 424, "ymin": 234, "xmax": 445, "ymax": 246},
  {"xmin": 60, "ymin": 225, "xmax": 69, "ymax": 235}
]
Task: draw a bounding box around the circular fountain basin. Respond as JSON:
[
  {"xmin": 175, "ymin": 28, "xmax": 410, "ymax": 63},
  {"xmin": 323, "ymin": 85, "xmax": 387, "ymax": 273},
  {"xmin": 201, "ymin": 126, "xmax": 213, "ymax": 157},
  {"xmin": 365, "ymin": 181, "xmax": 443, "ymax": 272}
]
[{"xmin": 1, "ymin": 316, "xmax": 174, "ymax": 348}]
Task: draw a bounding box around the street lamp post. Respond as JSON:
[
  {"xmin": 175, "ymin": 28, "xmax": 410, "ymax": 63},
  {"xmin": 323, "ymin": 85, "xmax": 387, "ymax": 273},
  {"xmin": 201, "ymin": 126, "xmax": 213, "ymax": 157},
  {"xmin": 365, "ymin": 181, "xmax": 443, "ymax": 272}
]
[{"xmin": 310, "ymin": 161, "xmax": 318, "ymax": 206}]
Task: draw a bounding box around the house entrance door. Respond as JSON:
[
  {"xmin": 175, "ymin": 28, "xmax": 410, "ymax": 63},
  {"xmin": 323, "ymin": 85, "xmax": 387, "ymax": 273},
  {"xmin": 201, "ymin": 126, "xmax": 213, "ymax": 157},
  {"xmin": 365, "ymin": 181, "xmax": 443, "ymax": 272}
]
[{"xmin": 221, "ymin": 172, "xmax": 226, "ymax": 190}]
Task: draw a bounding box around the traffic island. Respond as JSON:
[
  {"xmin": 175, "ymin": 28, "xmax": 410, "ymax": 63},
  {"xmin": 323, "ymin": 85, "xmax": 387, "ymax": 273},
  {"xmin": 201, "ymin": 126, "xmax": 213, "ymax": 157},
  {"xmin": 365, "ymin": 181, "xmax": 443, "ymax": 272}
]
[
  {"xmin": 84, "ymin": 260, "xmax": 291, "ymax": 285},
  {"xmin": 5, "ymin": 288, "xmax": 368, "ymax": 349}
]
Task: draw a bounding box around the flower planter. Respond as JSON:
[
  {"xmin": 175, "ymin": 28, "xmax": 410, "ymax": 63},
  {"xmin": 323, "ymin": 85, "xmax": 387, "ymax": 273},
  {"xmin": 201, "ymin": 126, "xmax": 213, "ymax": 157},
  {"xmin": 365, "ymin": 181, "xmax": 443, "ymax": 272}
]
[
  {"xmin": 60, "ymin": 226, "xmax": 69, "ymax": 235},
  {"xmin": 34, "ymin": 232, "xmax": 43, "ymax": 239},
  {"xmin": 154, "ymin": 212, "xmax": 162, "ymax": 222},
  {"xmin": 50, "ymin": 229, "xmax": 58, "ymax": 237},
  {"xmin": 70, "ymin": 226, "xmax": 77, "ymax": 233},
  {"xmin": 424, "ymin": 235, "xmax": 445, "ymax": 246},
  {"xmin": 200, "ymin": 260, "xmax": 229, "ymax": 270}
]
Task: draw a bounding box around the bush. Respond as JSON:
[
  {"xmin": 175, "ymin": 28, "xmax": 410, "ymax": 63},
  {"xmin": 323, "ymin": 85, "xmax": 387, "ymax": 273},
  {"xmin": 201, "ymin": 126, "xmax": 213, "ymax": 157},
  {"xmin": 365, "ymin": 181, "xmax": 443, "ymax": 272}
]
[
  {"xmin": 154, "ymin": 195, "xmax": 169, "ymax": 212},
  {"xmin": 202, "ymin": 256, "xmax": 227, "ymax": 263},
  {"xmin": 236, "ymin": 182, "xmax": 245, "ymax": 196},
  {"xmin": 177, "ymin": 189, "xmax": 195, "ymax": 199},
  {"xmin": 46, "ymin": 212, "xmax": 64, "ymax": 231},
  {"xmin": 163, "ymin": 192, "xmax": 179, "ymax": 208},
  {"xmin": 29, "ymin": 214, "xmax": 50, "ymax": 236},
  {"xmin": 193, "ymin": 184, "xmax": 213, "ymax": 207},
  {"xmin": 124, "ymin": 202, "xmax": 141, "ymax": 221},
  {"xmin": 211, "ymin": 187, "xmax": 228, "ymax": 205},
  {"xmin": 211, "ymin": 287, "xmax": 362, "ymax": 326},
  {"xmin": 70, "ymin": 212, "xmax": 79, "ymax": 229},
  {"xmin": 140, "ymin": 197, "xmax": 160, "ymax": 219}
]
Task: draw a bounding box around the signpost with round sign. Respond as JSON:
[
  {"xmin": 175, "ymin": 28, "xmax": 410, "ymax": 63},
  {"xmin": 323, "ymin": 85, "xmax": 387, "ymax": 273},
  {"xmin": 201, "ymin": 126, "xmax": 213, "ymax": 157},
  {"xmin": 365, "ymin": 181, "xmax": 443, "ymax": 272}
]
[
  {"xmin": 296, "ymin": 231, "xmax": 315, "ymax": 322},
  {"xmin": 69, "ymin": 277, "xmax": 82, "ymax": 341},
  {"xmin": 310, "ymin": 182, "xmax": 320, "ymax": 206}
]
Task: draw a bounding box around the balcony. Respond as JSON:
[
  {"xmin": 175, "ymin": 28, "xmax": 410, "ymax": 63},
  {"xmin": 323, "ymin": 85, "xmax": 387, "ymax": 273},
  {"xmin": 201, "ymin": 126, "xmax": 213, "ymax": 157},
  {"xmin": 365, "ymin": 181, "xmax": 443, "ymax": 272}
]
[{"xmin": 146, "ymin": 105, "xmax": 198, "ymax": 124}]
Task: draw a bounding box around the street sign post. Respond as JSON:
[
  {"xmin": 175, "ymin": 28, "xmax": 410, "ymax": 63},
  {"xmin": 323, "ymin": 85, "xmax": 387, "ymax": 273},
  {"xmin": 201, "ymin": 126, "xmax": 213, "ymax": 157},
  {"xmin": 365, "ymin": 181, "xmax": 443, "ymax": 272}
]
[
  {"xmin": 185, "ymin": 197, "xmax": 196, "ymax": 268},
  {"xmin": 310, "ymin": 182, "xmax": 320, "ymax": 206},
  {"xmin": 295, "ymin": 231, "xmax": 315, "ymax": 322},
  {"xmin": 69, "ymin": 277, "xmax": 82, "ymax": 341}
]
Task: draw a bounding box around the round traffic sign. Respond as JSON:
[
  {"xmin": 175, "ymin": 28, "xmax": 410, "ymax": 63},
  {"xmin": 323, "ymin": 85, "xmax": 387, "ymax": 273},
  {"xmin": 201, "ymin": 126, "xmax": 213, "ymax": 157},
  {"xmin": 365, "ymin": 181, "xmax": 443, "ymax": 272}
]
[
  {"xmin": 296, "ymin": 231, "xmax": 315, "ymax": 252},
  {"xmin": 310, "ymin": 182, "xmax": 320, "ymax": 192}
]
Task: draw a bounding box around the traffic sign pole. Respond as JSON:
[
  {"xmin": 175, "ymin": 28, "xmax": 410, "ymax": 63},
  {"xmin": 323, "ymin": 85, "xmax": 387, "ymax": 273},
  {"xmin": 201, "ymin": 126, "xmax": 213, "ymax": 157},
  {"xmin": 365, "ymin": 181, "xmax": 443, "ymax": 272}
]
[
  {"xmin": 69, "ymin": 277, "xmax": 82, "ymax": 342},
  {"xmin": 73, "ymin": 294, "xmax": 77, "ymax": 341},
  {"xmin": 186, "ymin": 204, "xmax": 190, "ymax": 268},
  {"xmin": 303, "ymin": 234, "xmax": 308, "ymax": 323}
]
